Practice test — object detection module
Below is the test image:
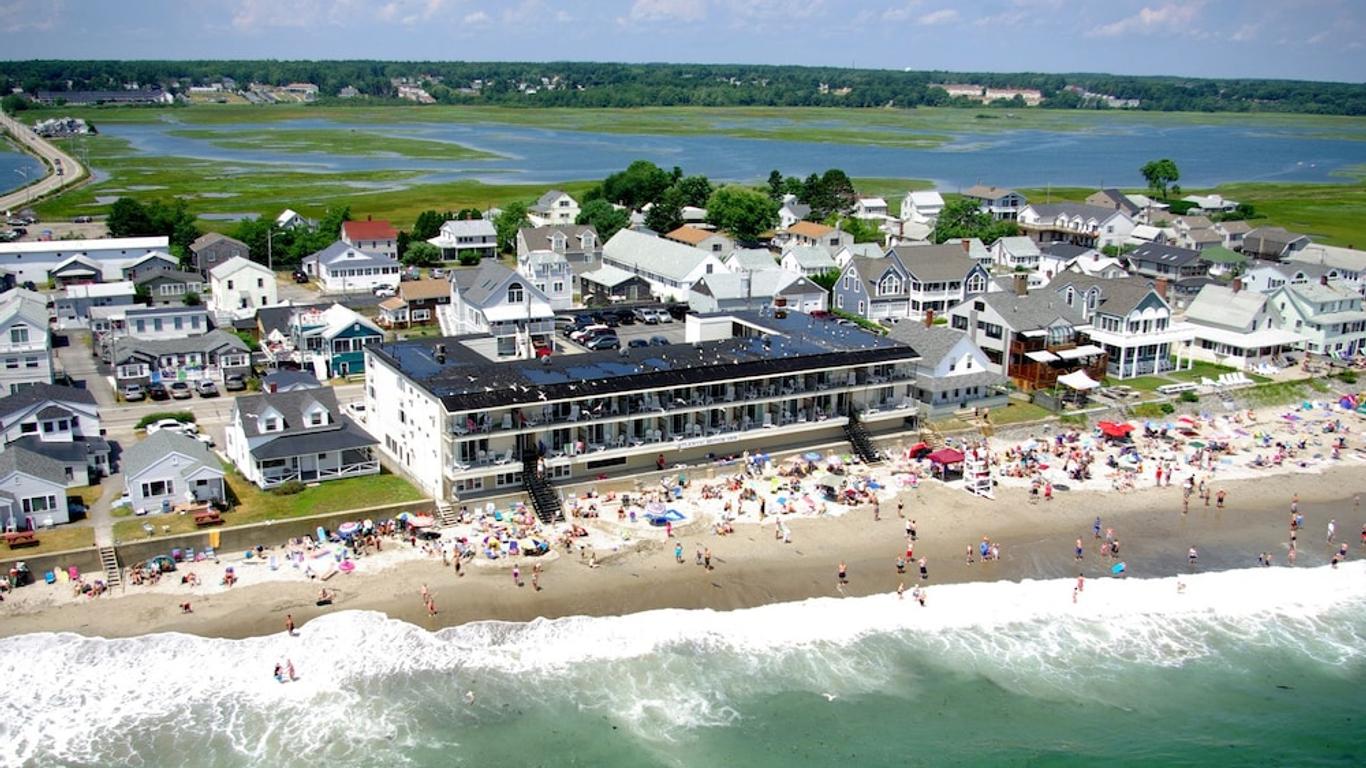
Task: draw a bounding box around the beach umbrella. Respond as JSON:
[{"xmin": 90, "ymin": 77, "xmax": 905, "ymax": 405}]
[
  {"xmin": 803, "ymin": 451, "xmax": 823, "ymax": 462},
  {"xmin": 814, "ymin": 473, "xmax": 841, "ymax": 488},
  {"xmin": 646, "ymin": 501, "xmax": 666, "ymax": 516},
  {"xmin": 1188, "ymin": 441, "xmax": 1206, "ymax": 448},
  {"xmin": 826, "ymin": 454, "xmax": 844, "ymax": 466},
  {"xmin": 409, "ymin": 515, "xmax": 435, "ymax": 528}
]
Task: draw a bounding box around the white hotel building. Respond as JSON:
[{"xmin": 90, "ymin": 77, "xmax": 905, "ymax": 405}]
[{"xmin": 364, "ymin": 310, "xmax": 923, "ymax": 502}]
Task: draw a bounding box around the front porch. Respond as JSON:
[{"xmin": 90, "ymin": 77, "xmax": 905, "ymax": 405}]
[{"xmin": 256, "ymin": 447, "xmax": 380, "ymax": 489}]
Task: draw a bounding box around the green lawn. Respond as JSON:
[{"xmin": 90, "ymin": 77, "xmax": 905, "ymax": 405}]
[
  {"xmin": 112, "ymin": 467, "xmax": 425, "ymax": 542},
  {"xmin": 3, "ymin": 525, "xmax": 94, "ymax": 557},
  {"xmin": 1240, "ymin": 379, "xmax": 1332, "ymax": 407},
  {"xmin": 167, "ymin": 127, "xmax": 499, "ymax": 161},
  {"xmin": 68, "ymin": 485, "xmax": 103, "ymax": 510},
  {"xmin": 985, "ymin": 401, "xmax": 1052, "ymax": 425}
]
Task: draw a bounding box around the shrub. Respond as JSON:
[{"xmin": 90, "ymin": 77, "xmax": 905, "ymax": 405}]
[
  {"xmin": 457, "ymin": 249, "xmax": 482, "ymax": 266},
  {"xmin": 1179, "ymin": 390, "xmax": 1199, "ymax": 403},
  {"xmin": 1339, "ymin": 370, "xmax": 1358, "ymax": 384},
  {"xmin": 136, "ymin": 411, "xmax": 196, "ymax": 429},
  {"xmin": 271, "ymin": 480, "xmax": 306, "ymax": 496},
  {"xmin": 1159, "ymin": 403, "xmax": 1176, "ymax": 414}
]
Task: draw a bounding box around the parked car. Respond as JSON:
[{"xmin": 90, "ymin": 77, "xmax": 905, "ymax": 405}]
[
  {"xmin": 193, "ymin": 433, "xmax": 216, "ymax": 448},
  {"xmin": 223, "ymin": 375, "xmax": 247, "ymax": 392},
  {"xmin": 633, "ymin": 307, "xmax": 656, "ymax": 324},
  {"xmin": 430, "ymin": 268, "xmax": 446, "ymax": 279},
  {"xmin": 611, "ymin": 309, "xmax": 636, "ymax": 326},
  {"xmin": 344, "ymin": 402, "xmax": 366, "ymax": 422},
  {"xmin": 627, "ymin": 338, "xmax": 649, "ymax": 349},
  {"xmin": 584, "ymin": 334, "xmax": 620, "ymax": 351},
  {"xmin": 374, "ymin": 285, "xmax": 397, "ymax": 298},
  {"xmin": 196, "ymin": 380, "xmax": 219, "ymax": 398},
  {"xmin": 168, "ymin": 381, "xmax": 193, "ymax": 400},
  {"xmin": 146, "ymin": 382, "xmax": 169, "ymax": 401},
  {"xmin": 648, "ymin": 335, "xmax": 670, "ymax": 346},
  {"xmin": 73, "ymin": 215, "xmax": 94, "ymax": 223},
  {"xmin": 145, "ymin": 418, "xmax": 197, "ymax": 435},
  {"xmin": 120, "ymin": 383, "xmax": 146, "ymax": 402},
  {"xmin": 570, "ymin": 324, "xmax": 611, "ymax": 343},
  {"xmin": 533, "ymin": 340, "xmax": 553, "ymax": 358},
  {"xmin": 656, "ymin": 307, "xmax": 676, "ymax": 323},
  {"xmin": 666, "ymin": 304, "xmax": 688, "ymax": 320},
  {"xmin": 292, "ymin": 270, "xmax": 310, "ymax": 284}
]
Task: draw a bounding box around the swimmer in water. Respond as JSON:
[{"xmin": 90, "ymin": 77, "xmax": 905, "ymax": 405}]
[{"xmin": 465, "ymin": 691, "xmax": 476, "ymax": 705}]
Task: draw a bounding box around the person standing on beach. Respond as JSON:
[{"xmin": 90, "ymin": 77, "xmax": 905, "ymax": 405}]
[
  {"xmin": 908, "ymin": 519, "xmax": 918, "ymax": 541},
  {"xmin": 285, "ymin": 614, "xmax": 296, "ymax": 636},
  {"xmin": 873, "ymin": 499, "xmax": 881, "ymax": 521},
  {"xmin": 512, "ymin": 564, "xmax": 521, "ymax": 587},
  {"xmin": 896, "ymin": 556, "xmax": 906, "ymax": 574},
  {"xmin": 1075, "ymin": 538, "xmax": 1085, "ymax": 561},
  {"xmin": 1093, "ymin": 517, "xmax": 1102, "ymax": 539},
  {"xmin": 837, "ymin": 560, "xmax": 848, "ymax": 586},
  {"xmin": 1216, "ymin": 489, "xmax": 1227, "ymax": 509},
  {"xmin": 965, "ymin": 544, "xmax": 974, "ymax": 565},
  {"xmin": 1076, "ymin": 573, "xmax": 1085, "ymax": 593},
  {"xmin": 704, "ymin": 547, "xmax": 713, "ymax": 571},
  {"xmin": 532, "ymin": 563, "xmax": 542, "ymax": 592},
  {"xmin": 1188, "ymin": 546, "xmax": 1199, "ymax": 568},
  {"xmin": 1327, "ymin": 519, "xmax": 1337, "ymax": 544},
  {"xmin": 898, "ymin": 582, "xmax": 905, "ymax": 600},
  {"xmin": 898, "ymin": 500, "xmax": 905, "ymax": 518},
  {"xmin": 675, "ymin": 542, "xmax": 684, "ymax": 563},
  {"xmin": 918, "ymin": 558, "xmax": 929, "ymax": 581}
]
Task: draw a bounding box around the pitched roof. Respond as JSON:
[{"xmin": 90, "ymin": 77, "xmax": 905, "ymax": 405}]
[
  {"xmin": 1185, "ymin": 284, "xmax": 1269, "ymax": 329},
  {"xmin": 577, "ymin": 264, "xmax": 646, "ymax": 288},
  {"xmin": 0, "ymin": 443, "xmax": 67, "ymax": 485},
  {"xmin": 250, "ymin": 419, "xmax": 376, "ymax": 460},
  {"xmin": 113, "ymin": 329, "xmax": 248, "ymax": 363},
  {"xmin": 995, "ymin": 236, "xmax": 1041, "ymax": 256},
  {"xmin": 399, "ymin": 279, "xmax": 450, "ymax": 302},
  {"xmin": 306, "ymin": 240, "xmax": 397, "ymax": 270},
  {"xmin": 1090, "ymin": 188, "xmax": 1139, "ymax": 214},
  {"xmin": 234, "ymin": 386, "xmax": 344, "ymax": 440},
  {"xmin": 1049, "ymin": 275, "xmax": 1159, "ymax": 317},
  {"xmin": 342, "ymin": 219, "xmax": 397, "ymax": 241},
  {"xmin": 691, "ymin": 271, "xmax": 817, "ymax": 301},
  {"xmin": 783, "ymin": 245, "xmax": 837, "ymax": 270},
  {"xmin": 531, "ymin": 189, "xmax": 574, "ymax": 213},
  {"xmin": 209, "ymin": 256, "xmax": 273, "ymax": 281},
  {"xmin": 189, "ymin": 232, "xmax": 247, "ymax": 253},
  {"xmin": 1128, "ymin": 242, "xmax": 1204, "ymax": 267},
  {"xmin": 1216, "ymin": 219, "xmax": 1253, "ymax": 235},
  {"xmin": 1286, "ymin": 244, "xmax": 1366, "ymax": 273},
  {"xmin": 976, "ymin": 290, "xmax": 1085, "ymax": 331},
  {"xmin": 887, "ymin": 321, "xmax": 971, "ymax": 365},
  {"xmin": 665, "ymin": 225, "xmax": 719, "ymax": 246},
  {"xmin": 1041, "ymin": 243, "xmax": 1094, "ymax": 260},
  {"xmin": 891, "ymin": 244, "xmax": 983, "ymax": 282},
  {"xmin": 0, "ymin": 383, "xmax": 96, "ymax": 422},
  {"xmin": 602, "ymin": 229, "xmax": 722, "ymax": 283},
  {"xmin": 122, "ymin": 430, "xmax": 220, "ymax": 481},
  {"xmin": 435, "ymin": 218, "xmax": 497, "ymax": 238},
  {"xmin": 452, "ymin": 261, "xmax": 523, "ymax": 307},
  {"xmin": 727, "ymin": 248, "xmax": 780, "ymax": 272},
  {"xmin": 787, "ymin": 221, "xmax": 833, "ymax": 238},
  {"xmin": 0, "ymin": 287, "xmax": 49, "ymax": 329},
  {"xmin": 962, "ymin": 185, "xmax": 1016, "ymax": 200},
  {"xmin": 258, "ymin": 303, "xmax": 324, "ymax": 337},
  {"xmin": 1244, "ymin": 226, "xmax": 1310, "ymax": 253},
  {"xmin": 519, "ymin": 224, "xmax": 598, "ymax": 252},
  {"xmin": 135, "ymin": 268, "xmax": 204, "ymax": 286},
  {"xmin": 260, "ymin": 370, "xmax": 321, "ymax": 391},
  {"xmin": 1026, "ymin": 202, "xmax": 1123, "ymax": 222}
]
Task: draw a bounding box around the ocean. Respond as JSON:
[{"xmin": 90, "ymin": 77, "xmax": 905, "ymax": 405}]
[{"xmin": 4, "ymin": 563, "xmax": 1362, "ymax": 767}]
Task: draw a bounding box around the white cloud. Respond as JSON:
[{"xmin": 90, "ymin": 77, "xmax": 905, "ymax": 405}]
[
  {"xmin": 917, "ymin": 8, "xmax": 958, "ymax": 26},
  {"xmin": 731, "ymin": 0, "xmax": 825, "ymax": 21},
  {"xmin": 0, "ymin": 0, "xmax": 64, "ymax": 32},
  {"xmin": 463, "ymin": 10, "xmax": 490, "ymax": 25},
  {"xmin": 1088, "ymin": 2, "xmax": 1203, "ymax": 38},
  {"xmin": 882, "ymin": 1, "xmax": 924, "ymax": 22},
  {"xmin": 232, "ymin": 0, "xmax": 365, "ymax": 31},
  {"xmin": 1306, "ymin": 29, "xmax": 1330, "ymax": 44},
  {"xmin": 1230, "ymin": 22, "xmax": 1259, "ymax": 42},
  {"xmin": 627, "ymin": 0, "xmax": 708, "ymax": 24}
]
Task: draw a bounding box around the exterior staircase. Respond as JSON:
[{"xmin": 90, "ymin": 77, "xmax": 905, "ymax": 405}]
[
  {"xmin": 435, "ymin": 500, "xmax": 458, "ymax": 527},
  {"xmin": 521, "ymin": 451, "xmax": 563, "ymax": 524},
  {"xmin": 843, "ymin": 415, "xmax": 883, "ymax": 464},
  {"xmin": 98, "ymin": 545, "xmax": 122, "ymax": 590},
  {"xmin": 919, "ymin": 421, "xmax": 947, "ymax": 450}
]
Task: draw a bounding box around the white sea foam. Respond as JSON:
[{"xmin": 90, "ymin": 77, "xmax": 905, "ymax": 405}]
[{"xmin": 2, "ymin": 563, "xmax": 1362, "ymax": 765}]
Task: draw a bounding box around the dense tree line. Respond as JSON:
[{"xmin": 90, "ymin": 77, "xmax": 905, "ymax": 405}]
[{"xmin": 2, "ymin": 60, "xmax": 1364, "ymax": 115}]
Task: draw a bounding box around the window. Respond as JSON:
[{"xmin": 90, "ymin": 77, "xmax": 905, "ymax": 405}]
[
  {"xmin": 263, "ymin": 417, "xmax": 280, "ymax": 432},
  {"xmin": 5, "ymin": 358, "xmax": 16, "ymax": 370},
  {"xmin": 842, "ymin": 275, "xmax": 850, "ymax": 290},
  {"xmin": 153, "ymin": 319, "xmax": 163, "ymax": 332},
  {"xmin": 507, "ymin": 283, "xmax": 524, "ymax": 304},
  {"xmin": 705, "ymin": 263, "xmax": 714, "ymax": 274},
  {"xmin": 140, "ymin": 480, "xmax": 174, "ymax": 497},
  {"xmin": 20, "ymin": 422, "xmax": 37, "ymax": 434},
  {"xmin": 135, "ymin": 319, "xmax": 146, "ymax": 333},
  {"xmin": 966, "ymin": 275, "xmax": 985, "ymax": 294},
  {"xmin": 308, "ymin": 411, "xmax": 325, "ymax": 427},
  {"xmin": 9, "ymin": 327, "xmax": 28, "ymax": 344},
  {"xmin": 227, "ymin": 280, "xmax": 234, "ymax": 290},
  {"xmin": 22, "ymin": 495, "xmax": 56, "ymax": 513},
  {"xmin": 257, "ymin": 278, "xmax": 264, "ymax": 288}
]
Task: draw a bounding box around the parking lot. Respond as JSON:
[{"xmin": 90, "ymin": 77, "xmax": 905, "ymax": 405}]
[{"xmin": 553, "ymin": 312, "xmax": 687, "ymax": 355}]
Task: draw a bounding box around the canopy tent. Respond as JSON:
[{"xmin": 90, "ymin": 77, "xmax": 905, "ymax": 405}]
[
  {"xmin": 1057, "ymin": 370, "xmax": 1101, "ymax": 391},
  {"xmin": 927, "ymin": 448, "xmax": 965, "ymax": 465},
  {"xmin": 1097, "ymin": 421, "xmax": 1134, "ymax": 438}
]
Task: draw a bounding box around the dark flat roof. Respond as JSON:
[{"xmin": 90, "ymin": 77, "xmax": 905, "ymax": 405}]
[{"xmin": 370, "ymin": 310, "xmax": 919, "ymax": 412}]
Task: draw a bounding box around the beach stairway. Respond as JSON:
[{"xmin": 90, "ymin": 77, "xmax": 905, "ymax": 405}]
[
  {"xmin": 98, "ymin": 545, "xmax": 121, "ymax": 590},
  {"xmin": 919, "ymin": 422, "xmax": 947, "ymax": 450},
  {"xmin": 522, "ymin": 451, "xmax": 563, "ymax": 524},
  {"xmin": 843, "ymin": 417, "xmax": 883, "ymax": 464},
  {"xmin": 435, "ymin": 500, "xmax": 458, "ymax": 528}
]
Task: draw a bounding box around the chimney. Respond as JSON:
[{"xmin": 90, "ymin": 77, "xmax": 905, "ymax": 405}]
[
  {"xmin": 1231, "ymin": 278, "xmax": 1242, "ymax": 294},
  {"xmin": 961, "ymin": 238, "xmax": 970, "ymax": 253},
  {"xmin": 434, "ymin": 343, "xmax": 446, "ymax": 364},
  {"xmin": 923, "ymin": 308, "xmax": 935, "ymax": 328},
  {"xmin": 1154, "ymin": 277, "xmax": 1169, "ymax": 299},
  {"xmin": 1013, "ymin": 273, "xmax": 1028, "ymax": 296},
  {"xmin": 1320, "ymin": 274, "xmax": 1329, "ymax": 286},
  {"xmin": 1092, "ymin": 252, "xmax": 1099, "ymax": 262}
]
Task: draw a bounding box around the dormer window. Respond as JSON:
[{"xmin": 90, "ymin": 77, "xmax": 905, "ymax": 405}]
[
  {"xmin": 9, "ymin": 327, "xmax": 28, "ymax": 344},
  {"xmin": 262, "ymin": 417, "xmax": 280, "ymax": 432},
  {"xmin": 308, "ymin": 410, "xmax": 326, "ymax": 427},
  {"xmin": 507, "ymin": 283, "xmax": 524, "ymax": 304}
]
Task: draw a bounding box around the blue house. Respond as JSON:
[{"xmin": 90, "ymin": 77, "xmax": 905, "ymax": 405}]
[{"xmin": 268, "ymin": 304, "xmax": 384, "ymax": 379}]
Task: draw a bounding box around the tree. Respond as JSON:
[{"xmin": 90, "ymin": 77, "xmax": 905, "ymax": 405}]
[
  {"xmin": 0, "ymin": 93, "xmax": 29, "ymax": 114},
  {"xmin": 403, "ymin": 241, "xmax": 442, "ymax": 267},
  {"xmin": 454, "ymin": 208, "xmax": 483, "ymax": 221},
  {"xmin": 644, "ymin": 187, "xmax": 685, "ymax": 233},
  {"xmin": 457, "ymin": 249, "xmax": 483, "ymax": 266},
  {"xmin": 411, "ymin": 209, "xmax": 446, "ymax": 242},
  {"xmin": 705, "ymin": 186, "xmax": 779, "ymax": 243},
  {"xmin": 781, "ymin": 176, "xmax": 805, "ymax": 198},
  {"xmin": 766, "ymin": 170, "xmax": 784, "ymax": 201},
  {"xmin": 493, "ymin": 201, "xmax": 528, "ymax": 253},
  {"xmin": 107, "ymin": 198, "xmax": 152, "ymax": 238},
  {"xmin": 673, "ymin": 175, "xmax": 714, "ymax": 209},
  {"xmin": 1140, "ymin": 158, "xmax": 1180, "ymax": 200},
  {"xmin": 809, "ymin": 268, "xmax": 840, "ymax": 297},
  {"xmin": 182, "ymin": 291, "xmax": 202, "ymax": 306},
  {"xmin": 931, "ymin": 198, "xmax": 1019, "ymax": 244},
  {"xmin": 827, "ymin": 215, "xmax": 881, "ymax": 244},
  {"xmin": 576, "ymin": 199, "xmax": 630, "ymax": 242},
  {"xmin": 601, "ymin": 160, "xmax": 673, "ymax": 210},
  {"xmin": 134, "ymin": 283, "xmax": 152, "ymax": 305}
]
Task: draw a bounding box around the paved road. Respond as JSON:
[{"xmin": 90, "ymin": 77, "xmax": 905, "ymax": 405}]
[{"xmin": 0, "ymin": 112, "xmax": 85, "ymax": 213}]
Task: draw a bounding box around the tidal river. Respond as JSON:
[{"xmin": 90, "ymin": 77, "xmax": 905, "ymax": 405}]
[{"xmin": 100, "ymin": 115, "xmax": 1366, "ymax": 189}]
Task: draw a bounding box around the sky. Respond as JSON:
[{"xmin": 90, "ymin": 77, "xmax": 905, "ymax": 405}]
[{"xmin": 2, "ymin": 0, "xmax": 1364, "ymax": 82}]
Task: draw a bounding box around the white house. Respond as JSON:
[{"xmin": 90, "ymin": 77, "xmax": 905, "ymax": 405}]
[
  {"xmin": 601, "ymin": 229, "xmax": 730, "ymax": 302},
  {"xmin": 341, "ymin": 220, "xmax": 398, "ymax": 259},
  {"xmin": 225, "ymin": 387, "xmax": 379, "ymax": 489},
  {"xmin": 121, "ymin": 431, "xmax": 225, "ymax": 516},
  {"xmin": 689, "ymin": 271, "xmax": 828, "ymax": 314},
  {"xmin": 887, "ymin": 320, "xmax": 1007, "ymax": 415},
  {"xmin": 902, "ymin": 191, "xmax": 945, "ymax": 224},
  {"xmin": 208, "ymin": 257, "xmax": 278, "ymax": 320},
  {"xmin": 442, "ymin": 261, "xmax": 556, "ymax": 357},
  {"xmin": 0, "ymin": 383, "xmax": 109, "ymax": 483},
  {"xmin": 301, "ymin": 241, "xmax": 402, "ymax": 293},
  {"xmin": 1181, "ymin": 194, "xmax": 1239, "ymax": 214},
  {"xmin": 1181, "ymin": 281, "xmax": 1303, "ymax": 369},
  {"xmin": 517, "ymin": 250, "xmax": 573, "ymax": 311},
  {"xmin": 0, "ymin": 446, "xmax": 71, "ymax": 529},
  {"xmin": 780, "ymin": 245, "xmax": 839, "ymax": 277},
  {"xmin": 725, "ymin": 248, "xmax": 780, "ymax": 273},
  {"xmin": 276, "ymin": 209, "xmax": 310, "ymax": 231},
  {"xmin": 0, "ymin": 236, "xmax": 170, "ymax": 285},
  {"xmin": 665, "ymin": 225, "xmax": 734, "ymax": 256},
  {"xmin": 527, "ymin": 190, "xmax": 581, "ymax": 227},
  {"xmin": 991, "ymin": 236, "xmax": 1042, "ymax": 270},
  {"xmin": 1017, "ymin": 203, "xmax": 1135, "ymax": 250},
  {"xmin": 0, "ymin": 288, "xmax": 53, "ymax": 394},
  {"xmin": 777, "ymin": 194, "xmax": 811, "ymax": 230},
  {"xmin": 854, "ymin": 197, "xmax": 889, "ymax": 221},
  {"xmin": 1051, "ymin": 275, "xmax": 1189, "ymax": 379},
  {"xmin": 961, "ymin": 185, "xmax": 1026, "ymax": 220},
  {"xmin": 429, "ymin": 219, "xmax": 498, "ymax": 260},
  {"xmin": 1268, "ymin": 278, "xmax": 1366, "ymax": 357}
]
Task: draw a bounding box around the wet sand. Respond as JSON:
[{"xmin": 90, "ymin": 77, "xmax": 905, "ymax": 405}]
[{"xmin": 4, "ymin": 463, "xmax": 1361, "ymax": 640}]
